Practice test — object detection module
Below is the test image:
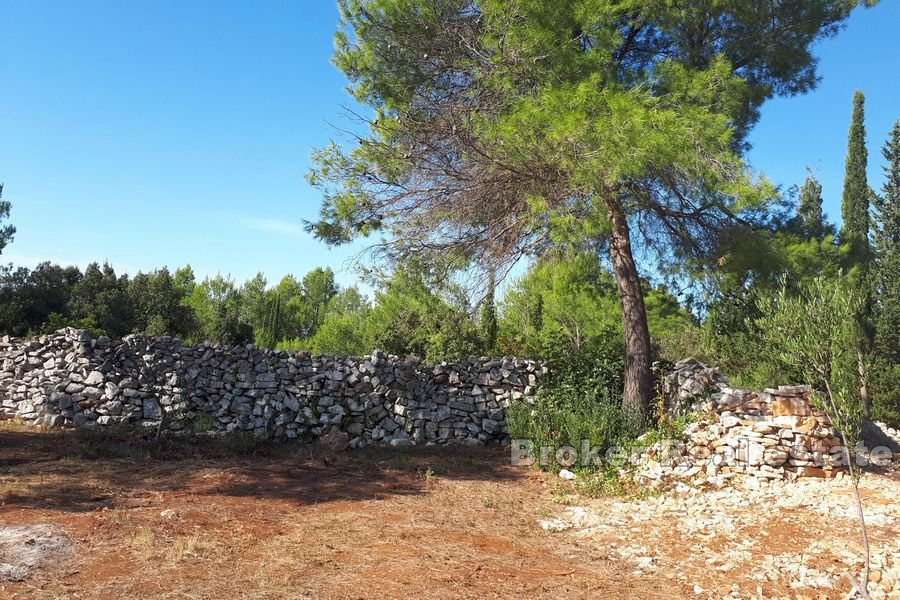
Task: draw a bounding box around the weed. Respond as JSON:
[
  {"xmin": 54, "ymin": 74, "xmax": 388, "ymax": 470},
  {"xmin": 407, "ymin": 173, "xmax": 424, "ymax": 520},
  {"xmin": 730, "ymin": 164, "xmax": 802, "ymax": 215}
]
[
  {"xmin": 421, "ymin": 467, "xmax": 436, "ymax": 485},
  {"xmin": 549, "ymin": 482, "xmax": 576, "ymax": 505},
  {"xmin": 217, "ymin": 431, "xmax": 266, "ymax": 455},
  {"xmin": 186, "ymin": 411, "xmax": 217, "ymax": 434},
  {"xmin": 127, "ymin": 527, "xmax": 156, "ymax": 561},
  {"xmin": 166, "ymin": 534, "xmax": 212, "ymax": 562},
  {"xmin": 573, "ymin": 466, "xmax": 655, "ymax": 500},
  {"xmin": 536, "ymin": 506, "xmax": 555, "ymax": 519}
]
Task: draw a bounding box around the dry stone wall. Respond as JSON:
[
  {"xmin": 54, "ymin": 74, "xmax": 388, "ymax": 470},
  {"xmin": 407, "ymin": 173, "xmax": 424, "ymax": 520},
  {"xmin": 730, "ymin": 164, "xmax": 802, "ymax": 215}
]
[{"xmin": 0, "ymin": 328, "xmax": 546, "ymax": 447}]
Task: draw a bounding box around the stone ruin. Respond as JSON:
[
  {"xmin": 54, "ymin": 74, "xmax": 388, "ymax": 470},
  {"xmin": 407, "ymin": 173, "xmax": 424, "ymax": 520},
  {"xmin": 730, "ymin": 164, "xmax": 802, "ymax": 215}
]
[
  {"xmin": 637, "ymin": 358, "xmax": 893, "ymax": 487},
  {"xmin": 0, "ymin": 328, "xmax": 546, "ymax": 447}
]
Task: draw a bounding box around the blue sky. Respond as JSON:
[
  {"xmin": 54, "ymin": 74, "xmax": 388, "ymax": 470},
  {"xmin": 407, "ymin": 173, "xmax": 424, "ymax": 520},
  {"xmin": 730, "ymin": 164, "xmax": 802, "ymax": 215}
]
[{"xmin": 1, "ymin": 0, "xmax": 898, "ymax": 291}]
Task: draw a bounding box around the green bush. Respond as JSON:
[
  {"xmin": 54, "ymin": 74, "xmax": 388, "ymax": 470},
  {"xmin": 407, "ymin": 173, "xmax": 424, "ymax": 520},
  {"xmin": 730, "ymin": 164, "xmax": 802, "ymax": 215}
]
[
  {"xmin": 217, "ymin": 431, "xmax": 267, "ymax": 454},
  {"xmin": 754, "ymin": 276, "xmax": 866, "ymax": 451},
  {"xmin": 507, "ymin": 391, "xmax": 634, "ymax": 463},
  {"xmin": 573, "ymin": 465, "xmax": 655, "ymax": 499},
  {"xmin": 507, "ymin": 337, "xmax": 639, "ymax": 471},
  {"xmin": 656, "ymin": 323, "xmax": 707, "ymax": 363}
]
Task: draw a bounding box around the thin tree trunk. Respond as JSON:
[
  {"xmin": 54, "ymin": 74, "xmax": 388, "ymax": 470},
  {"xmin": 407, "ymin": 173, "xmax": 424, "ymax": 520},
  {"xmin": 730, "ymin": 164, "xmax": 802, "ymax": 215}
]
[
  {"xmin": 858, "ymin": 349, "xmax": 871, "ymax": 420},
  {"xmin": 606, "ymin": 196, "xmax": 654, "ymax": 424},
  {"xmin": 851, "ymin": 478, "xmax": 872, "ymax": 598},
  {"xmin": 824, "ymin": 380, "xmax": 871, "ymax": 599},
  {"xmin": 154, "ymin": 400, "xmax": 167, "ymax": 443}
]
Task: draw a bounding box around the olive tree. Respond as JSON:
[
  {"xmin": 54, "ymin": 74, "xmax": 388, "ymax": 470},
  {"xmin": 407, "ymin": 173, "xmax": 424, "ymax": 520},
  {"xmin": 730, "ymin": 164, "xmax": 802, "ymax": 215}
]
[{"xmin": 756, "ymin": 276, "xmax": 871, "ymax": 597}]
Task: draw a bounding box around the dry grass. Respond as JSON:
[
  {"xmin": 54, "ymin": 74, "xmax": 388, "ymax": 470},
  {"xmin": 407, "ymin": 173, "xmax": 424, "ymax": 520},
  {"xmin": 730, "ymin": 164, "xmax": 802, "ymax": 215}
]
[
  {"xmin": 1, "ymin": 424, "xmax": 666, "ymax": 599},
  {"xmin": 4, "ymin": 423, "xmax": 894, "ymax": 598},
  {"xmin": 127, "ymin": 527, "xmax": 156, "ymax": 560}
]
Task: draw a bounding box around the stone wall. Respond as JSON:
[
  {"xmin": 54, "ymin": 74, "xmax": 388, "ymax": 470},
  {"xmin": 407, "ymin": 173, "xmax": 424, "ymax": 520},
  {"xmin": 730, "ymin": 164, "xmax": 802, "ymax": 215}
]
[
  {"xmin": 0, "ymin": 328, "xmax": 546, "ymax": 447},
  {"xmin": 640, "ymin": 358, "xmax": 848, "ymax": 486}
]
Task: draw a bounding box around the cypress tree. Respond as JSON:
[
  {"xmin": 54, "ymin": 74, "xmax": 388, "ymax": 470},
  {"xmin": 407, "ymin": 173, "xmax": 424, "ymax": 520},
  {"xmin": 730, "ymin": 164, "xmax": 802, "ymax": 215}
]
[
  {"xmin": 795, "ymin": 172, "xmax": 827, "ymax": 239},
  {"xmin": 839, "ymin": 90, "xmax": 873, "ymax": 418},
  {"xmin": 840, "ymin": 91, "xmax": 871, "ymax": 265},
  {"xmin": 873, "ymin": 121, "xmax": 900, "ymax": 361}
]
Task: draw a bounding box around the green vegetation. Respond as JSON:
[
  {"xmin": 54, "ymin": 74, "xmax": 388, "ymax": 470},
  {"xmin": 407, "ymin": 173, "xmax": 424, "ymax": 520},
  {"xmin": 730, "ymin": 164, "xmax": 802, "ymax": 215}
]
[
  {"xmin": 0, "ymin": 4, "xmax": 895, "ymax": 431},
  {"xmin": 1, "ymin": 96, "xmax": 899, "ymax": 428},
  {"xmin": 874, "ymin": 122, "xmax": 900, "ymax": 360},
  {"xmin": 2, "ymin": 5, "xmax": 896, "ymax": 595},
  {"xmin": 839, "ymin": 91, "xmax": 875, "ymax": 418},
  {"xmin": 506, "ymin": 336, "xmax": 633, "ymax": 458},
  {"xmin": 0, "ymin": 185, "xmax": 14, "ymax": 256},
  {"xmin": 307, "ymin": 0, "xmax": 872, "ymax": 423},
  {"xmin": 871, "ymin": 121, "xmax": 900, "ymax": 424},
  {"xmin": 754, "ymin": 275, "xmax": 873, "ymax": 592},
  {"xmin": 0, "ymin": 257, "xmax": 498, "ymax": 362},
  {"xmin": 498, "ymin": 250, "xmax": 692, "ymax": 359}
]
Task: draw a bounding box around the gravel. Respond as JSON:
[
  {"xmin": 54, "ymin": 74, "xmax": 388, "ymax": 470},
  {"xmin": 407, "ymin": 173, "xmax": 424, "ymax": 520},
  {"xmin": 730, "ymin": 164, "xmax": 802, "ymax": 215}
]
[{"xmin": 0, "ymin": 524, "xmax": 72, "ymax": 581}]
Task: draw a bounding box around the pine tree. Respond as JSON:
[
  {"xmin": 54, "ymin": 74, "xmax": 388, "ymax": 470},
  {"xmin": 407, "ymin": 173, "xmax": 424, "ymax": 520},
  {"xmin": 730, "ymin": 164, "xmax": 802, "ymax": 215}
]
[
  {"xmin": 310, "ymin": 0, "xmax": 872, "ymax": 421},
  {"xmin": 795, "ymin": 172, "xmax": 827, "ymax": 239},
  {"xmin": 873, "ymin": 121, "xmax": 900, "ymax": 361},
  {"xmin": 839, "ymin": 90, "xmax": 873, "ymax": 418}
]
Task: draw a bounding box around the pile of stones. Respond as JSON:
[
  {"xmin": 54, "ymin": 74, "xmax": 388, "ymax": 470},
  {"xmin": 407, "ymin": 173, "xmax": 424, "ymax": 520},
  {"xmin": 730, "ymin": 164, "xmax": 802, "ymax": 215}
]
[
  {"xmin": 542, "ymin": 475, "xmax": 900, "ymax": 597},
  {"xmin": 873, "ymin": 421, "xmax": 900, "ymax": 447},
  {"xmin": 0, "ymin": 328, "xmax": 546, "ymax": 447},
  {"xmin": 638, "ymin": 358, "xmax": 853, "ymax": 485}
]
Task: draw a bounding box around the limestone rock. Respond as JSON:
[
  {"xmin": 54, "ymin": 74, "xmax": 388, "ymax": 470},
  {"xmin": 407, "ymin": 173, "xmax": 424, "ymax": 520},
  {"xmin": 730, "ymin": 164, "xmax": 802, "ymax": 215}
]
[{"xmin": 318, "ymin": 431, "xmax": 349, "ymax": 453}]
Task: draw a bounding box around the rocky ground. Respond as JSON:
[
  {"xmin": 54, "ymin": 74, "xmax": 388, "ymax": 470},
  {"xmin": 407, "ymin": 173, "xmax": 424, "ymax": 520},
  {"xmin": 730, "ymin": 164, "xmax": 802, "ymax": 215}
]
[
  {"xmin": 542, "ymin": 471, "xmax": 900, "ymax": 599},
  {"xmin": 0, "ymin": 524, "xmax": 72, "ymax": 581},
  {"xmin": 1, "ymin": 424, "xmax": 898, "ymax": 599}
]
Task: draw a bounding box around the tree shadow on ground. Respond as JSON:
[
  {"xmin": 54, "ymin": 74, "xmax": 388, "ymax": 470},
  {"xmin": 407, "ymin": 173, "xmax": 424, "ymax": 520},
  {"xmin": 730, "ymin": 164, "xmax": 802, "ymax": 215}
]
[{"xmin": 0, "ymin": 427, "xmax": 525, "ymax": 514}]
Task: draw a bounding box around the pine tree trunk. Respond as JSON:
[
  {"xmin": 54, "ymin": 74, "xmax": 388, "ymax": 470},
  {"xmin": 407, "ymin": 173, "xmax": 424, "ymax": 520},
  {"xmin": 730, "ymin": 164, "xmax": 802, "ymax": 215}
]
[{"xmin": 606, "ymin": 196, "xmax": 654, "ymax": 424}]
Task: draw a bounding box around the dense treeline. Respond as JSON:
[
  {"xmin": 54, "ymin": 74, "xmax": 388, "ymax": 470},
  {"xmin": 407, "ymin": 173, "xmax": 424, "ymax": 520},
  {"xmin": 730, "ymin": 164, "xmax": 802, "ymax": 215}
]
[{"xmin": 0, "ymin": 255, "xmax": 692, "ymax": 361}]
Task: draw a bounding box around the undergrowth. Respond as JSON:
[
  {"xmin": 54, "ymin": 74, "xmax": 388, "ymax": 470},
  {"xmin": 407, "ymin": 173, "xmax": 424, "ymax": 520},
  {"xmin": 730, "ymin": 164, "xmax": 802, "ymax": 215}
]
[{"xmin": 508, "ymin": 345, "xmax": 701, "ymax": 499}]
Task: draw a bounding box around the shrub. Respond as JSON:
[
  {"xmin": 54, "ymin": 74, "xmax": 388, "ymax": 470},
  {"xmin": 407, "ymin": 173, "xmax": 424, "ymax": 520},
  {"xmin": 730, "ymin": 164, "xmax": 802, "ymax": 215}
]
[
  {"xmin": 754, "ymin": 275, "xmax": 873, "ymax": 592},
  {"xmin": 507, "ymin": 391, "xmax": 635, "ymax": 466},
  {"xmin": 656, "ymin": 323, "xmax": 707, "ymax": 363},
  {"xmin": 217, "ymin": 431, "xmax": 267, "ymax": 454},
  {"xmin": 507, "ymin": 337, "xmax": 639, "ymax": 471},
  {"xmin": 573, "ymin": 465, "xmax": 655, "ymax": 499}
]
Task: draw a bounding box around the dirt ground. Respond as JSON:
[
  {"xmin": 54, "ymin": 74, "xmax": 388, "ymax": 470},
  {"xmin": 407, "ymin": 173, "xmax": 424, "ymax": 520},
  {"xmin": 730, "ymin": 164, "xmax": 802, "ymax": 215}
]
[{"xmin": 0, "ymin": 426, "xmax": 897, "ymax": 599}]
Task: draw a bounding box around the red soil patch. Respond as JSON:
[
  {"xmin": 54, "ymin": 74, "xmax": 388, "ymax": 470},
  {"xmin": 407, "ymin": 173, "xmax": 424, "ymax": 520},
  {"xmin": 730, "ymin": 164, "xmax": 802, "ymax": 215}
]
[
  {"xmin": 5, "ymin": 427, "xmax": 893, "ymax": 598},
  {"xmin": 0, "ymin": 428, "xmax": 664, "ymax": 599}
]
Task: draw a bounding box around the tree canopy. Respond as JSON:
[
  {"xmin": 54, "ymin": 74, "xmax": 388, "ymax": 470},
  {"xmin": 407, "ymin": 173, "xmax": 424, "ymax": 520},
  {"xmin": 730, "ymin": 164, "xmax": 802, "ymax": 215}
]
[
  {"xmin": 0, "ymin": 185, "xmax": 15, "ymax": 257},
  {"xmin": 309, "ymin": 0, "xmax": 873, "ymax": 419}
]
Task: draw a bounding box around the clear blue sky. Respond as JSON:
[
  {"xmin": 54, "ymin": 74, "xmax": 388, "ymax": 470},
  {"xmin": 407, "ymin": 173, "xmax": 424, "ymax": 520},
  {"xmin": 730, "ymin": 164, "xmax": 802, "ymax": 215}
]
[{"xmin": 1, "ymin": 0, "xmax": 898, "ymax": 290}]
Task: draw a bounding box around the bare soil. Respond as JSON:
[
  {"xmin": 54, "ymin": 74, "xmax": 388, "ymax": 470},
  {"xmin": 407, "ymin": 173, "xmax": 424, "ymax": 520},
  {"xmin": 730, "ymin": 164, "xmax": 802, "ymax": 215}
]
[{"xmin": 0, "ymin": 425, "xmax": 896, "ymax": 599}]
